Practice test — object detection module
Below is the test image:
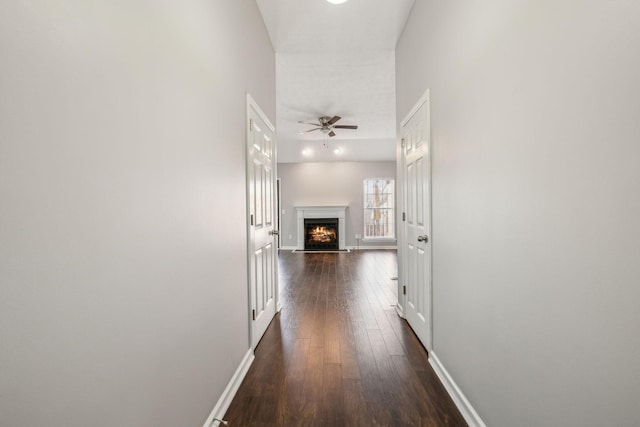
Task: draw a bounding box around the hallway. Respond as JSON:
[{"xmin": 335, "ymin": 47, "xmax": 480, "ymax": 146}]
[{"xmin": 224, "ymin": 250, "xmax": 466, "ymax": 426}]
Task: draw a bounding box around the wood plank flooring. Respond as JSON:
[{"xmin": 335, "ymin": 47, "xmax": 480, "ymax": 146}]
[{"xmin": 223, "ymin": 250, "xmax": 467, "ymax": 426}]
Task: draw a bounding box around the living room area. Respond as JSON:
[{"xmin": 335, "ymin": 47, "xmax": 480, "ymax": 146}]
[{"xmin": 277, "ymin": 161, "xmax": 398, "ymax": 252}]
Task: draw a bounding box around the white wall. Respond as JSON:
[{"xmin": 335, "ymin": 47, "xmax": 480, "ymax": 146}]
[
  {"xmin": 397, "ymin": 1, "xmax": 640, "ymax": 426},
  {"xmin": 278, "ymin": 162, "xmax": 396, "ymax": 249},
  {"xmin": 0, "ymin": 1, "xmax": 274, "ymax": 426}
]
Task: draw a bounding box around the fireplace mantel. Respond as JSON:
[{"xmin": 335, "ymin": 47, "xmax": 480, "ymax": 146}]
[{"xmin": 295, "ymin": 206, "xmax": 347, "ymax": 250}]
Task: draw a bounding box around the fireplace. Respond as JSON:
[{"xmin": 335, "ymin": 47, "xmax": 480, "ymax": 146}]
[
  {"xmin": 304, "ymin": 218, "xmax": 339, "ymax": 251},
  {"xmin": 295, "ymin": 206, "xmax": 347, "ymax": 251}
]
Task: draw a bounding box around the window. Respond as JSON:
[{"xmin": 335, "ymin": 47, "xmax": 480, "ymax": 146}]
[{"xmin": 363, "ymin": 178, "xmax": 395, "ymax": 239}]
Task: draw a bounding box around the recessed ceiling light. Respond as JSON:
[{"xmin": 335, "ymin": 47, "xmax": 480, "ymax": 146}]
[
  {"xmin": 302, "ymin": 148, "xmax": 313, "ymax": 156},
  {"xmin": 334, "ymin": 147, "xmax": 343, "ymax": 155},
  {"xmin": 326, "ymin": 0, "xmax": 348, "ymax": 4}
]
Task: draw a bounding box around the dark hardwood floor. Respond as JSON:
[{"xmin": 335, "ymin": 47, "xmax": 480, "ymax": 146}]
[{"xmin": 223, "ymin": 250, "xmax": 467, "ymax": 426}]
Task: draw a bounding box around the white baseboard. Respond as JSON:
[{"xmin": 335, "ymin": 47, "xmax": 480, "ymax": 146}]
[
  {"xmin": 202, "ymin": 349, "xmax": 255, "ymax": 427},
  {"xmin": 394, "ymin": 302, "xmax": 405, "ymax": 318},
  {"xmin": 429, "ymin": 351, "xmax": 486, "ymax": 427}
]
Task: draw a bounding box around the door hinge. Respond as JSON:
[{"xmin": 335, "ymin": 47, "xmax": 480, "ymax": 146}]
[
  {"xmin": 402, "ymin": 212, "xmax": 406, "ymax": 221},
  {"xmin": 250, "ymin": 214, "xmax": 254, "ymax": 226},
  {"xmin": 403, "ymin": 285, "xmax": 407, "ymax": 295},
  {"xmin": 252, "ymin": 309, "xmax": 256, "ymax": 321},
  {"xmin": 401, "ymin": 138, "xmax": 405, "ymax": 148},
  {"xmin": 249, "ymin": 119, "xmax": 253, "ymax": 131}
]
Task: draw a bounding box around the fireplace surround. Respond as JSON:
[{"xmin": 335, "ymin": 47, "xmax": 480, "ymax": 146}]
[{"xmin": 295, "ymin": 206, "xmax": 347, "ymax": 250}]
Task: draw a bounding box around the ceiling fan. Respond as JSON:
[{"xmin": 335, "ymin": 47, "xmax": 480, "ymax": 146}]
[{"xmin": 298, "ymin": 115, "xmax": 358, "ymax": 137}]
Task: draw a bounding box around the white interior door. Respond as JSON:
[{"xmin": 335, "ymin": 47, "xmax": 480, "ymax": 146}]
[
  {"xmin": 247, "ymin": 95, "xmax": 278, "ymax": 349},
  {"xmin": 401, "ymin": 91, "xmax": 432, "ymax": 351}
]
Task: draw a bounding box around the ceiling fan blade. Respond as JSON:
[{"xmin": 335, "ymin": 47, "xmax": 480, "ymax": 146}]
[
  {"xmin": 333, "ymin": 125, "xmax": 358, "ymax": 129},
  {"xmin": 299, "ymin": 127, "xmax": 322, "ymax": 134},
  {"xmin": 328, "ymin": 131, "xmax": 336, "ymax": 137},
  {"xmin": 298, "ymin": 121, "xmax": 322, "ymax": 126},
  {"xmin": 327, "ymin": 115, "xmax": 341, "ymax": 125}
]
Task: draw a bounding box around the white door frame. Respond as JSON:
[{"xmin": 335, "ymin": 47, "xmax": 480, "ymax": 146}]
[
  {"xmin": 396, "ymin": 133, "xmax": 406, "ymax": 318},
  {"xmin": 276, "ymin": 178, "xmax": 281, "ymax": 250},
  {"xmin": 398, "ymin": 89, "xmax": 433, "ymax": 351}
]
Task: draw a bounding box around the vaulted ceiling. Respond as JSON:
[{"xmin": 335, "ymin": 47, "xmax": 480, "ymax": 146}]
[{"xmin": 256, "ymin": 0, "xmax": 415, "ymax": 163}]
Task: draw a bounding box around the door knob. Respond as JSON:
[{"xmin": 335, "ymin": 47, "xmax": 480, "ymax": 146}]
[
  {"xmin": 417, "ymin": 235, "xmax": 428, "ymax": 243},
  {"xmin": 269, "ymin": 230, "xmax": 280, "ymax": 236}
]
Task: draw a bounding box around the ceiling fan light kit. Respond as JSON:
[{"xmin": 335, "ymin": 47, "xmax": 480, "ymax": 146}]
[{"xmin": 298, "ymin": 115, "xmax": 358, "ymax": 138}]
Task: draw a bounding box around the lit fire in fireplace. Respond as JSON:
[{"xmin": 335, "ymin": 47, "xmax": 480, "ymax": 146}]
[{"xmin": 308, "ymin": 226, "xmax": 337, "ymax": 243}]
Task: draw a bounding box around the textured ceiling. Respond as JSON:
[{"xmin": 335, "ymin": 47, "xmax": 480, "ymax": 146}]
[{"xmin": 256, "ymin": 0, "xmax": 415, "ymax": 163}]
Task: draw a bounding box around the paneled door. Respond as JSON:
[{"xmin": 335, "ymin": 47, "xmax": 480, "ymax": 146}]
[
  {"xmin": 401, "ymin": 91, "xmax": 432, "ymax": 351},
  {"xmin": 247, "ymin": 95, "xmax": 278, "ymax": 349}
]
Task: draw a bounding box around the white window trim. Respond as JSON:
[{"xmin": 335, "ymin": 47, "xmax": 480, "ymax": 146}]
[{"xmin": 363, "ymin": 177, "xmax": 395, "ymax": 239}]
